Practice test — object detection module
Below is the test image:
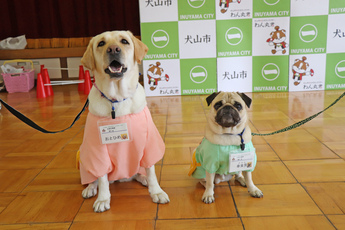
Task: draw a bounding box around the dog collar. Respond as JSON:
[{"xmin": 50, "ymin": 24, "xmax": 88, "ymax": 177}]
[
  {"xmin": 224, "ymin": 128, "xmax": 246, "ymax": 151},
  {"xmin": 93, "ymin": 83, "xmax": 129, "ymax": 119},
  {"xmin": 238, "ymin": 128, "xmax": 246, "ymax": 151}
]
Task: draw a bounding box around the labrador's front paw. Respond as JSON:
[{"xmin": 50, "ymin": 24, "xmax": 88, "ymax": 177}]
[
  {"xmin": 134, "ymin": 174, "xmax": 148, "ymax": 187},
  {"xmin": 93, "ymin": 197, "xmax": 111, "ymax": 212},
  {"xmin": 82, "ymin": 183, "xmax": 97, "ymax": 199},
  {"xmin": 151, "ymin": 190, "xmax": 170, "ymax": 204}
]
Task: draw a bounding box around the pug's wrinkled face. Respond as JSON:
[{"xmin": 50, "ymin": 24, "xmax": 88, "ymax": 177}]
[
  {"xmin": 214, "ymin": 97, "xmax": 242, "ymax": 128},
  {"xmin": 206, "ymin": 92, "xmax": 252, "ymax": 131}
]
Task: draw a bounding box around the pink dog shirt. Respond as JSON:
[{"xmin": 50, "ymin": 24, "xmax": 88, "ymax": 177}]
[{"xmin": 78, "ymin": 106, "xmax": 165, "ymax": 185}]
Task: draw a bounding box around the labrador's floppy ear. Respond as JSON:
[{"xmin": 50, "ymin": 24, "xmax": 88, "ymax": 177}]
[
  {"xmin": 237, "ymin": 92, "xmax": 252, "ymax": 108},
  {"xmin": 81, "ymin": 37, "xmax": 96, "ymax": 71},
  {"xmin": 129, "ymin": 31, "xmax": 148, "ymax": 64},
  {"xmin": 206, "ymin": 92, "xmax": 221, "ymax": 106}
]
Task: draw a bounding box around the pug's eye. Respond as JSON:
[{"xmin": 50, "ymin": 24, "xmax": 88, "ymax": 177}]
[
  {"xmin": 121, "ymin": 39, "xmax": 129, "ymax": 45},
  {"xmin": 97, "ymin": 41, "xmax": 105, "ymax": 47},
  {"xmin": 214, "ymin": 101, "xmax": 223, "ymax": 110},
  {"xmin": 234, "ymin": 102, "xmax": 242, "ymax": 111}
]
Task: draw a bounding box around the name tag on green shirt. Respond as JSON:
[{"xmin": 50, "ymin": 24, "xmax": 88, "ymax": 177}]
[{"xmin": 229, "ymin": 151, "xmax": 255, "ymax": 173}]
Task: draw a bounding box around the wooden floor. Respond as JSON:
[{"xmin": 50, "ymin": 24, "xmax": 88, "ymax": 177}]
[{"xmin": 0, "ymin": 85, "xmax": 344, "ymax": 230}]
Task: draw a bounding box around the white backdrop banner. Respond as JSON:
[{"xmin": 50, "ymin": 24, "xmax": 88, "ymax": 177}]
[{"xmin": 139, "ymin": 0, "xmax": 345, "ymax": 96}]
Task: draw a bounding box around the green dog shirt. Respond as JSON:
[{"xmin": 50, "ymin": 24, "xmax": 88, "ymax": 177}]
[{"xmin": 189, "ymin": 138, "xmax": 257, "ymax": 179}]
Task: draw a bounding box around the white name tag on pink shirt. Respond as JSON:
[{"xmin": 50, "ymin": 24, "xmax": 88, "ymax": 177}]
[
  {"xmin": 229, "ymin": 151, "xmax": 254, "ymax": 173},
  {"xmin": 98, "ymin": 122, "xmax": 130, "ymax": 145}
]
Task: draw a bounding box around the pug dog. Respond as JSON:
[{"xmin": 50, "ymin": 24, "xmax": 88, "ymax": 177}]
[{"xmin": 189, "ymin": 91, "xmax": 263, "ymax": 203}]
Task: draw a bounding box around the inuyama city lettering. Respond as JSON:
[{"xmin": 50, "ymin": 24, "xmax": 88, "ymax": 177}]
[
  {"xmin": 326, "ymin": 84, "xmax": 345, "ymax": 89},
  {"xmin": 254, "ymin": 86, "xmax": 287, "ymax": 91},
  {"xmin": 254, "ymin": 11, "xmax": 289, "ymax": 17},
  {"xmin": 330, "ymin": 8, "xmax": 345, "ymax": 13},
  {"xmin": 291, "ymin": 48, "xmax": 325, "ymax": 54},
  {"xmin": 180, "ymin": 14, "xmax": 214, "ymax": 20},
  {"xmin": 183, "ymin": 88, "xmax": 216, "ymax": 94}
]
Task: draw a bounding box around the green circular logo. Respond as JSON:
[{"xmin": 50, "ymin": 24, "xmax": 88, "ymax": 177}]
[
  {"xmin": 187, "ymin": 0, "xmax": 205, "ymax": 8},
  {"xmin": 263, "ymin": 0, "xmax": 280, "ymax": 5},
  {"xmin": 190, "ymin": 66, "xmax": 207, "ymax": 84},
  {"xmin": 299, "ymin": 24, "xmax": 318, "ymax": 43},
  {"xmin": 151, "ymin": 30, "xmax": 169, "ymax": 48},
  {"xmin": 262, "ymin": 63, "xmax": 280, "ymax": 81},
  {"xmin": 225, "ymin": 27, "xmax": 243, "ymax": 46},
  {"xmin": 335, "ymin": 60, "xmax": 345, "ymax": 78}
]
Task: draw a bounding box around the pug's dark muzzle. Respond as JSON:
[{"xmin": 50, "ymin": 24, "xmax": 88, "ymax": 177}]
[{"xmin": 215, "ymin": 105, "xmax": 241, "ymax": 128}]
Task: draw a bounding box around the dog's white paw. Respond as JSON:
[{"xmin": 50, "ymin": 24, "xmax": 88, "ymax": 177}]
[
  {"xmin": 150, "ymin": 191, "xmax": 170, "ymax": 204},
  {"xmin": 214, "ymin": 174, "xmax": 226, "ymax": 184},
  {"xmin": 202, "ymin": 192, "xmax": 215, "ymax": 204},
  {"xmin": 93, "ymin": 197, "xmax": 111, "ymax": 212},
  {"xmin": 248, "ymin": 186, "xmax": 263, "ymax": 198},
  {"xmin": 202, "ymin": 188, "xmax": 215, "ymax": 204},
  {"xmin": 134, "ymin": 174, "xmax": 148, "ymax": 187},
  {"xmin": 82, "ymin": 184, "xmax": 98, "ymax": 199},
  {"xmin": 235, "ymin": 176, "xmax": 246, "ymax": 187},
  {"xmin": 215, "ymin": 174, "xmax": 233, "ymax": 184}
]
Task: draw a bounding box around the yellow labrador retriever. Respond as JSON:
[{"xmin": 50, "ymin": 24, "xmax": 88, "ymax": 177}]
[{"xmin": 78, "ymin": 31, "xmax": 169, "ymax": 212}]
